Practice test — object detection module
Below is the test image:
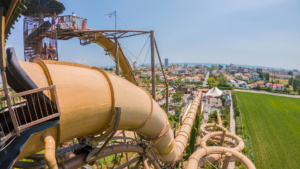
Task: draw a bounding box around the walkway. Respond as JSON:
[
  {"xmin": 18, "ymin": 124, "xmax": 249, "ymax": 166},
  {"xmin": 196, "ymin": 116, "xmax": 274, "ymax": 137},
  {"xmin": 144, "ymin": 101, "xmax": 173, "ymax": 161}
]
[
  {"xmin": 234, "ymin": 89, "xmax": 300, "ymax": 98},
  {"xmin": 202, "ymin": 72, "xmax": 210, "ymax": 87},
  {"xmin": 228, "ymin": 91, "xmax": 236, "ymax": 169}
]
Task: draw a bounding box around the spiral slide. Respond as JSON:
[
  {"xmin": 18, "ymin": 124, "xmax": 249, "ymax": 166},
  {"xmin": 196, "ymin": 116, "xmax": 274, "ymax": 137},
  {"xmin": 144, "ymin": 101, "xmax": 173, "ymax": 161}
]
[{"xmin": 187, "ymin": 123, "xmax": 256, "ymax": 169}]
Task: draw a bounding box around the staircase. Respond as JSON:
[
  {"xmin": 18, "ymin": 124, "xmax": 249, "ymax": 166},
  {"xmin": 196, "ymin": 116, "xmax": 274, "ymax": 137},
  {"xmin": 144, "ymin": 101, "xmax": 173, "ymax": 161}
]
[{"xmin": 24, "ymin": 21, "xmax": 51, "ymax": 60}]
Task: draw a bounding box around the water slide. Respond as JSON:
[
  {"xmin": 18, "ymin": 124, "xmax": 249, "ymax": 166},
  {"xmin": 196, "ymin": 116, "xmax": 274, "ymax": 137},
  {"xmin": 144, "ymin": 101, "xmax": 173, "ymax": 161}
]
[
  {"xmin": 3, "ymin": 47, "xmax": 202, "ymax": 168},
  {"xmin": 187, "ymin": 123, "xmax": 256, "ymax": 169},
  {"xmin": 79, "ymin": 32, "xmax": 138, "ymax": 86}
]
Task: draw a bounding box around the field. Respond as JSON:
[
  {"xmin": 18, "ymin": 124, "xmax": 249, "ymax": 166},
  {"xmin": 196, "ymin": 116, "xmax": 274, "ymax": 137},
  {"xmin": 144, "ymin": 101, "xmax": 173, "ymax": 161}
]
[{"xmin": 236, "ymin": 92, "xmax": 300, "ymax": 169}]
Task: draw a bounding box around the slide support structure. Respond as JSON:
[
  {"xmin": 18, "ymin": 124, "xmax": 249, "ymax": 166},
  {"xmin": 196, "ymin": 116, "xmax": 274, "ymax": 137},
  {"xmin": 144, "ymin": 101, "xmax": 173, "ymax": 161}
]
[
  {"xmin": 41, "ymin": 132, "xmax": 58, "ymax": 169},
  {"xmin": 150, "ymin": 30, "xmax": 156, "ymax": 99},
  {"xmin": 114, "ymin": 36, "xmax": 119, "ymax": 75}
]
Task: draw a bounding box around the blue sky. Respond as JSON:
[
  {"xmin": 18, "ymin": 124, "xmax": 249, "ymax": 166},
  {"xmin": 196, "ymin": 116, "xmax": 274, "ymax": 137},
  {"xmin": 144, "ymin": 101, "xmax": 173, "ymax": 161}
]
[{"xmin": 6, "ymin": 0, "xmax": 300, "ymax": 70}]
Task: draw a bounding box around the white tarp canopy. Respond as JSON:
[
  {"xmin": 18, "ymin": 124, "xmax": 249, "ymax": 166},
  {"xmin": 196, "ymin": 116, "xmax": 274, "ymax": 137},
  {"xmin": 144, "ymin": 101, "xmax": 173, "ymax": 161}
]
[{"xmin": 206, "ymin": 87, "xmax": 222, "ymax": 98}]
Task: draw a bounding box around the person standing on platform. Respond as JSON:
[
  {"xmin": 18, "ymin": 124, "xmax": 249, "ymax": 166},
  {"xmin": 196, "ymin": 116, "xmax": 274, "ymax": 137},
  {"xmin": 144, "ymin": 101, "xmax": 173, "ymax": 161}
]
[{"xmin": 72, "ymin": 12, "xmax": 76, "ymax": 29}]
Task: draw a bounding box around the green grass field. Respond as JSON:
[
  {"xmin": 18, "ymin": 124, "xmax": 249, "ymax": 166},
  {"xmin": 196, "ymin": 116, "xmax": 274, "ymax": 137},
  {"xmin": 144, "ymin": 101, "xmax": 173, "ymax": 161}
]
[{"xmin": 236, "ymin": 92, "xmax": 300, "ymax": 169}]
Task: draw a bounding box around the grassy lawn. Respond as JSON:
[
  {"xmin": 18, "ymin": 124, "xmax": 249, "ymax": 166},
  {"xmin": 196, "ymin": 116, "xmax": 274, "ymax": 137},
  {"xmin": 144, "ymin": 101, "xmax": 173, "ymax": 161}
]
[
  {"xmin": 236, "ymin": 92, "xmax": 300, "ymax": 169},
  {"xmin": 269, "ymin": 77, "xmax": 288, "ymax": 85}
]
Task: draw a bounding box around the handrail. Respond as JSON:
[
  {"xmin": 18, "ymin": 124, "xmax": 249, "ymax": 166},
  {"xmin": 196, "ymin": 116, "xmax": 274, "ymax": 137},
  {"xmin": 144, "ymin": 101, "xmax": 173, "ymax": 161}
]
[
  {"xmin": 11, "ymin": 85, "xmax": 56, "ymax": 99},
  {"xmin": 59, "ymin": 15, "xmax": 86, "ymax": 20},
  {"xmin": 0, "ymin": 85, "xmax": 61, "ymax": 145}
]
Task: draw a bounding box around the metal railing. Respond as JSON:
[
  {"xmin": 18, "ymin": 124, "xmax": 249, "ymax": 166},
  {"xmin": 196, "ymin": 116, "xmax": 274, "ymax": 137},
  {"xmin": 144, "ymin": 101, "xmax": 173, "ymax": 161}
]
[
  {"xmin": 0, "ymin": 85, "xmax": 60, "ymax": 145},
  {"xmin": 57, "ymin": 15, "xmax": 87, "ymax": 30}
]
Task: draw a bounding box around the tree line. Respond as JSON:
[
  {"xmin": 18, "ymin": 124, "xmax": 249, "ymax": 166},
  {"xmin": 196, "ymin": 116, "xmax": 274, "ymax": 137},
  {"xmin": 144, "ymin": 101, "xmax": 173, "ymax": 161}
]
[{"xmin": 288, "ymin": 75, "xmax": 300, "ymax": 94}]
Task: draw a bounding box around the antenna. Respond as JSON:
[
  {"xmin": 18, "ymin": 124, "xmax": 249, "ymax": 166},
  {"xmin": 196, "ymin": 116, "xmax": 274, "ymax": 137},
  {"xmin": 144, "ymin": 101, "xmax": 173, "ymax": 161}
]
[{"xmin": 104, "ymin": 11, "xmax": 116, "ymax": 30}]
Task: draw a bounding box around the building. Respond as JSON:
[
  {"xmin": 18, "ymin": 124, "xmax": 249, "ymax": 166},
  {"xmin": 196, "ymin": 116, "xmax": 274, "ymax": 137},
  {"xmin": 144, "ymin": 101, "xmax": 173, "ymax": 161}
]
[
  {"xmin": 256, "ymin": 68, "xmax": 263, "ymax": 72},
  {"xmin": 133, "ymin": 61, "xmax": 138, "ymax": 69},
  {"xmin": 244, "ymin": 68, "xmax": 249, "ymax": 73},
  {"xmin": 184, "ymin": 64, "xmax": 188, "ymax": 69},
  {"xmin": 234, "ymin": 73, "xmax": 242, "ymax": 77},
  {"xmin": 241, "ymin": 75, "xmax": 249, "ymax": 81},
  {"xmin": 229, "ymin": 80, "xmax": 238, "ymax": 87},
  {"xmin": 192, "ymin": 77, "xmax": 200, "ymax": 82},
  {"xmin": 251, "ymin": 73, "xmax": 259, "ymax": 80},
  {"xmin": 177, "ymin": 69, "xmax": 187, "ymax": 74},
  {"xmin": 219, "ymin": 65, "xmax": 223, "ymax": 70},
  {"xmin": 244, "ymin": 73, "xmax": 251, "ymax": 78},
  {"xmin": 273, "ymin": 84, "xmax": 284, "ymax": 91},
  {"xmin": 238, "ymin": 81, "xmax": 247, "ymax": 88},
  {"xmin": 212, "ymin": 65, "xmax": 219, "ymax": 70},
  {"xmin": 238, "ymin": 67, "xmax": 244, "ymax": 73},
  {"xmin": 226, "ymin": 64, "xmax": 237, "ymax": 72},
  {"xmin": 185, "ymin": 77, "xmax": 192, "ymax": 82},
  {"xmin": 196, "ymin": 64, "xmax": 203, "ymax": 69},
  {"xmin": 165, "ymin": 58, "xmax": 169, "ymax": 66}
]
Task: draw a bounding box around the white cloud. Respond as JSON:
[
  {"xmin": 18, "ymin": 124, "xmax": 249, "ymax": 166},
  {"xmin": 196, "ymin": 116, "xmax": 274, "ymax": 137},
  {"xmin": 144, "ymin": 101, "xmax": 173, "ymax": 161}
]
[{"xmin": 75, "ymin": 59, "xmax": 88, "ymax": 64}]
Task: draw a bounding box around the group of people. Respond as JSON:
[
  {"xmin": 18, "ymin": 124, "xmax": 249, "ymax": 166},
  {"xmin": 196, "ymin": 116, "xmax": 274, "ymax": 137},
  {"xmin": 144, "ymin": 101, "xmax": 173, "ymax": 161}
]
[
  {"xmin": 30, "ymin": 43, "xmax": 57, "ymax": 61},
  {"xmin": 42, "ymin": 43, "xmax": 57, "ymax": 60},
  {"xmin": 55, "ymin": 12, "xmax": 87, "ymax": 30}
]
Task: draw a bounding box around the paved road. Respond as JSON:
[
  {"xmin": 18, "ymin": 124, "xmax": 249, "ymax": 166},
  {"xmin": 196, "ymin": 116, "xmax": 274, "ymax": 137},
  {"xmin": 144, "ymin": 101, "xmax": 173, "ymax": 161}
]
[
  {"xmin": 228, "ymin": 91, "xmax": 236, "ymax": 169},
  {"xmin": 202, "ymin": 72, "xmax": 210, "ymax": 87},
  {"xmin": 234, "ymin": 89, "xmax": 300, "ymax": 98},
  {"xmin": 229, "ymin": 92, "xmax": 236, "ymax": 135}
]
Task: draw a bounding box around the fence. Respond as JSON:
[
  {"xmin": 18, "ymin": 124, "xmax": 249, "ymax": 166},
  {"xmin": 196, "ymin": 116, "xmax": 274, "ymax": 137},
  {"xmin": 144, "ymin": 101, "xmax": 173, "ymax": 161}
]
[
  {"xmin": 0, "ymin": 85, "xmax": 60, "ymax": 146},
  {"xmin": 57, "ymin": 15, "xmax": 87, "ymax": 30}
]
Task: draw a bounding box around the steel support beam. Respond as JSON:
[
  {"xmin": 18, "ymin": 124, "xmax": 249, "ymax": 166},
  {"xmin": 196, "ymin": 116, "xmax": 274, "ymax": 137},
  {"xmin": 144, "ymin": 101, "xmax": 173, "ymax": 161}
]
[
  {"xmin": 116, "ymin": 156, "xmax": 140, "ymax": 169},
  {"xmin": 150, "ymin": 30, "xmax": 156, "ymax": 100},
  {"xmin": 220, "ymin": 129, "xmax": 226, "ymax": 146},
  {"xmin": 114, "ymin": 36, "xmax": 119, "ymax": 75},
  {"xmin": 0, "ymin": 7, "xmax": 6, "ymax": 69},
  {"xmin": 1, "ymin": 71, "xmax": 20, "ymax": 136},
  {"xmin": 154, "ymin": 38, "xmax": 168, "ymax": 115},
  {"xmin": 0, "ymin": 8, "xmax": 20, "ymax": 136},
  {"xmin": 222, "ymin": 152, "xmax": 232, "ymax": 169}
]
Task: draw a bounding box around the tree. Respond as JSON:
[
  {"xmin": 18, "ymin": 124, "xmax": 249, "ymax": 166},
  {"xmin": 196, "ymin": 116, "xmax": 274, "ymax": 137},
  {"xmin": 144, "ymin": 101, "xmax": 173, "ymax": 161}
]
[
  {"xmin": 258, "ymin": 72, "xmax": 270, "ymax": 81},
  {"xmin": 254, "ymin": 85, "xmax": 261, "ymax": 90},
  {"xmin": 292, "ymin": 79, "xmax": 300, "ymax": 92},
  {"xmin": 208, "ymin": 110, "xmax": 218, "ymax": 123},
  {"xmin": 156, "ymin": 74, "xmax": 160, "ymax": 81},
  {"xmin": 161, "ymin": 89, "xmax": 166, "ymax": 97},
  {"xmin": 265, "ymin": 73, "xmax": 270, "ymax": 81},
  {"xmin": 217, "ymin": 74, "xmax": 228, "ymax": 86},
  {"xmin": 172, "ymin": 91, "xmax": 184, "ymax": 102},
  {"xmin": 296, "ymin": 75, "xmax": 300, "ymax": 80},
  {"xmin": 189, "ymin": 126, "xmax": 197, "ymax": 153},
  {"xmin": 258, "ymin": 72, "xmax": 263, "ymax": 79},
  {"xmin": 174, "ymin": 106, "xmax": 182, "ymax": 114},
  {"xmin": 207, "ymin": 77, "xmax": 216, "ymax": 88},
  {"xmin": 288, "ymin": 77, "xmax": 294, "ymax": 85},
  {"xmin": 160, "ymin": 103, "xmax": 166, "ymax": 111},
  {"xmin": 287, "ymin": 71, "xmax": 293, "ymax": 76}
]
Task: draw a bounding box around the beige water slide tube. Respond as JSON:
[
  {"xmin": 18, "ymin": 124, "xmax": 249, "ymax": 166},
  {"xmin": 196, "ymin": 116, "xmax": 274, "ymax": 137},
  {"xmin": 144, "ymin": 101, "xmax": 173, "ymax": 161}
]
[
  {"xmin": 15, "ymin": 58, "xmax": 202, "ymax": 167},
  {"xmin": 83, "ymin": 32, "xmax": 138, "ymax": 86}
]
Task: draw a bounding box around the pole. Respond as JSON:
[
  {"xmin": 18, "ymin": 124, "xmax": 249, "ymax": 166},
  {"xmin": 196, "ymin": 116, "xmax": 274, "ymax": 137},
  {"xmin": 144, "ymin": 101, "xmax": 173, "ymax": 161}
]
[
  {"xmin": 0, "ymin": 8, "xmax": 20, "ymax": 136},
  {"xmin": 0, "ymin": 7, "xmax": 6, "ymax": 69},
  {"xmin": 114, "ymin": 36, "xmax": 119, "ymax": 75},
  {"xmin": 222, "ymin": 152, "xmax": 232, "ymax": 169},
  {"xmin": 150, "ymin": 30, "xmax": 156, "ymax": 100},
  {"xmin": 166, "ymin": 84, "xmax": 169, "ymax": 115},
  {"xmin": 114, "ymin": 11, "xmax": 117, "ymax": 31}
]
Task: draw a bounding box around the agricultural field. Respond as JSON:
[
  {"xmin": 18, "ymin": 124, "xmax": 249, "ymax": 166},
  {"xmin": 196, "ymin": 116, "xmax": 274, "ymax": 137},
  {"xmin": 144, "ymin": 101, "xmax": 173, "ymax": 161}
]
[{"xmin": 236, "ymin": 92, "xmax": 300, "ymax": 169}]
